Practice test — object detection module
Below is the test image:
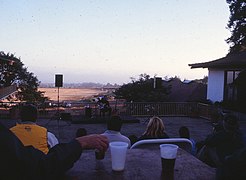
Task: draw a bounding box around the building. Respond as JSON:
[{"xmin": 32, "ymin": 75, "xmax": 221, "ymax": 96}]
[
  {"xmin": 0, "ymin": 56, "xmax": 17, "ymax": 100},
  {"xmin": 189, "ymin": 51, "xmax": 246, "ymax": 103}
]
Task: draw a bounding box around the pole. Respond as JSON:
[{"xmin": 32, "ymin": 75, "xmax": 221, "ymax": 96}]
[{"xmin": 57, "ymin": 86, "xmax": 60, "ymax": 125}]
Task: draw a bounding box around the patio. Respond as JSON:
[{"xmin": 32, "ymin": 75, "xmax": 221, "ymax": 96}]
[{"xmin": 1, "ymin": 116, "xmax": 246, "ymax": 144}]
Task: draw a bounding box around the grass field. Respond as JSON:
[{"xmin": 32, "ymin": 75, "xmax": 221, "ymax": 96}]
[{"xmin": 39, "ymin": 88, "xmax": 108, "ymax": 101}]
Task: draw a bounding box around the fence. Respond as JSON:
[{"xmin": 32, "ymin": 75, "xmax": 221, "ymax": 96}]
[
  {"xmin": 0, "ymin": 84, "xmax": 17, "ymax": 100},
  {"xmin": 0, "ymin": 101, "xmax": 214, "ymax": 120},
  {"xmin": 197, "ymin": 103, "xmax": 213, "ymax": 120},
  {"xmin": 123, "ymin": 102, "xmax": 198, "ymax": 117}
]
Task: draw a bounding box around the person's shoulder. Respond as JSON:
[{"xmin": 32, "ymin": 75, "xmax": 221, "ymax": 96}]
[
  {"xmin": 190, "ymin": 138, "xmax": 196, "ymax": 144},
  {"xmin": 36, "ymin": 124, "xmax": 47, "ymax": 131},
  {"xmin": 101, "ymin": 131, "xmax": 108, "ymax": 135},
  {"xmin": 47, "ymin": 131, "xmax": 57, "ymax": 138},
  {"xmin": 163, "ymin": 132, "xmax": 169, "ymax": 138},
  {"xmin": 138, "ymin": 135, "xmax": 148, "ymax": 140},
  {"xmin": 121, "ymin": 134, "xmax": 130, "ymax": 140}
]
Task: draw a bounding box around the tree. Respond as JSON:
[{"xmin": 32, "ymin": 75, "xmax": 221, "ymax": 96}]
[
  {"xmin": 0, "ymin": 51, "xmax": 48, "ymax": 102},
  {"xmin": 234, "ymin": 70, "xmax": 246, "ymax": 112},
  {"xmin": 226, "ymin": 0, "xmax": 246, "ymax": 54},
  {"xmin": 114, "ymin": 73, "xmax": 170, "ymax": 102}
]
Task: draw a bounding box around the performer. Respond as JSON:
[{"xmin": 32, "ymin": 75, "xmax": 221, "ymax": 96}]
[{"xmin": 98, "ymin": 96, "xmax": 112, "ymax": 117}]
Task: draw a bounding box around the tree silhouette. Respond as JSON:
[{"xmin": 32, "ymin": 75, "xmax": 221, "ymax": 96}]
[
  {"xmin": 226, "ymin": 0, "xmax": 246, "ymax": 54},
  {"xmin": 234, "ymin": 70, "xmax": 246, "ymax": 112},
  {"xmin": 0, "ymin": 51, "xmax": 47, "ymax": 102},
  {"xmin": 114, "ymin": 73, "xmax": 170, "ymax": 102}
]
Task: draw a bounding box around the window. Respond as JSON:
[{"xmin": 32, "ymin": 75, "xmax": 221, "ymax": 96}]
[{"xmin": 224, "ymin": 70, "xmax": 240, "ymax": 101}]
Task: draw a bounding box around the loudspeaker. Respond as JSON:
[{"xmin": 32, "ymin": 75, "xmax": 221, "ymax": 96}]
[
  {"xmin": 154, "ymin": 77, "xmax": 162, "ymax": 89},
  {"xmin": 55, "ymin": 74, "xmax": 63, "ymax": 87}
]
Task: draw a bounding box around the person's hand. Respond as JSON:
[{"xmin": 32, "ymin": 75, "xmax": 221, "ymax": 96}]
[{"xmin": 76, "ymin": 134, "xmax": 108, "ymax": 152}]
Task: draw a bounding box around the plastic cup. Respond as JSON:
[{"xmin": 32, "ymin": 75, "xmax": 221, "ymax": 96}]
[
  {"xmin": 160, "ymin": 144, "xmax": 178, "ymax": 173},
  {"xmin": 109, "ymin": 142, "xmax": 128, "ymax": 171}
]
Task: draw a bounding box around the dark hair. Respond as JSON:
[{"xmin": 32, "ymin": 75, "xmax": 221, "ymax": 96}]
[
  {"xmin": 76, "ymin": 128, "xmax": 87, "ymax": 137},
  {"xmin": 20, "ymin": 104, "xmax": 38, "ymax": 122},
  {"xmin": 107, "ymin": 115, "xmax": 122, "ymax": 131},
  {"xmin": 179, "ymin": 126, "xmax": 190, "ymax": 139}
]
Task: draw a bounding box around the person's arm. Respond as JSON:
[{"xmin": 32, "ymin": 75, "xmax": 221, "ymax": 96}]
[
  {"xmin": 75, "ymin": 134, "xmax": 108, "ymax": 152},
  {"xmin": 29, "ymin": 134, "xmax": 108, "ymax": 179}
]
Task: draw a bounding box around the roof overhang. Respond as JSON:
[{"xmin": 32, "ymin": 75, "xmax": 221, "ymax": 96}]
[{"xmin": 188, "ymin": 51, "xmax": 246, "ymax": 69}]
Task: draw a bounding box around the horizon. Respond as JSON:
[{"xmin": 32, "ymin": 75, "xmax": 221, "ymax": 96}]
[
  {"xmin": 39, "ymin": 75, "xmax": 206, "ymax": 86},
  {"xmin": 1, "ymin": 1, "xmax": 230, "ymax": 84}
]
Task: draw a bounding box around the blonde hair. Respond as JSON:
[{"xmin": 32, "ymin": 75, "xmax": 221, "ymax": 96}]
[{"xmin": 143, "ymin": 116, "xmax": 166, "ymax": 137}]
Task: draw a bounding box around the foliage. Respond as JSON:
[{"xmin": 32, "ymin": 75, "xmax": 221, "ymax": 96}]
[
  {"xmin": 226, "ymin": 0, "xmax": 246, "ymax": 54},
  {"xmin": 114, "ymin": 73, "xmax": 170, "ymax": 102},
  {"xmin": 234, "ymin": 69, "xmax": 246, "ymax": 112},
  {"xmin": 0, "ymin": 51, "xmax": 48, "ymax": 102}
]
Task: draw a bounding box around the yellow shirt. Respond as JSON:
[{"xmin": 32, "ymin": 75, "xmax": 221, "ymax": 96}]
[{"xmin": 10, "ymin": 123, "xmax": 49, "ymax": 154}]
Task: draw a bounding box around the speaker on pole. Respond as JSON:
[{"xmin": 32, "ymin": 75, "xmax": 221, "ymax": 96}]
[
  {"xmin": 154, "ymin": 77, "xmax": 162, "ymax": 89},
  {"xmin": 55, "ymin": 74, "xmax": 63, "ymax": 87}
]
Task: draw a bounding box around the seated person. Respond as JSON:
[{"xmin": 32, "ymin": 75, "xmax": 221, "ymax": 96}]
[
  {"xmin": 138, "ymin": 116, "xmax": 169, "ymax": 140},
  {"xmin": 0, "ymin": 122, "xmax": 108, "ymax": 180},
  {"xmin": 179, "ymin": 126, "xmax": 196, "ymax": 155},
  {"xmin": 102, "ymin": 115, "xmax": 131, "ymax": 148},
  {"xmin": 10, "ymin": 104, "xmax": 59, "ymax": 154},
  {"xmin": 216, "ymin": 147, "xmax": 246, "ymax": 180},
  {"xmin": 197, "ymin": 114, "xmax": 244, "ymax": 167}
]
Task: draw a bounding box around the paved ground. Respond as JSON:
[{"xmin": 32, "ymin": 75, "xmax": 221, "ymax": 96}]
[{"xmin": 1, "ymin": 116, "xmax": 246, "ymax": 144}]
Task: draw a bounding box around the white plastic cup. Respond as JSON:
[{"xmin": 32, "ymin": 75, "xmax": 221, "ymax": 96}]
[
  {"xmin": 109, "ymin": 142, "xmax": 128, "ymax": 171},
  {"xmin": 160, "ymin": 144, "xmax": 178, "ymax": 172}
]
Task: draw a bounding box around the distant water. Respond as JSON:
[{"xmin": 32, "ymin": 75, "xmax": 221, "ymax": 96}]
[{"xmin": 39, "ymin": 87, "xmax": 108, "ymax": 101}]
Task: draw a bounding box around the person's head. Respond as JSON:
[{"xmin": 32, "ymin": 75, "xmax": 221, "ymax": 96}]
[
  {"xmin": 20, "ymin": 104, "xmax": 38, "ymax": 122},
  {"xmin": 179, "ymin": 126, "xmax": 190, "ymax": 139},
  {"xmin": 144, "ymin": 116, "xmax": 165, "ymax": 137},
  {"xmin": 107, "ymin": 115, "xmax": 122, "ymax": 131},
  {"xmin": 76, "ymin": 128, "xmax": 87, "ymax": 137},
  {"xmin": 223, "ymin": 114, "xmax": 239, "ymax": 133}
]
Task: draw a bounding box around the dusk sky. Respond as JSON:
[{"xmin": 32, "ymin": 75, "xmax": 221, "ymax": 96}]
[{"xmin": 1, "ymin": 0, "xmax": 230, "ymax": 85}]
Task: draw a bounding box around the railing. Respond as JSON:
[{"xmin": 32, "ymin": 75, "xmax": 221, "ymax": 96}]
[
  {"xmin": 197, "ymin": 103, "xmax": 213, "ymax": 120},
  {"xmin": 0, "ymin": 101, "xmax": 214, "ymax": 120},
  {"xmin": 0, "ymin": 84, "xmax": 17, "ymax": 100},
  {"xmin": 123, "ymin": 102, "xmax": 198, "ymax": 116}
]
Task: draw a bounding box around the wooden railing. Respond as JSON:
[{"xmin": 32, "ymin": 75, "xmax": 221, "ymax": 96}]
[
  {"xmin": 0, "ymin": 84, "xmax": 17, "ymax": 100},
  {"xmin": 197, "ymin": 103, "xmax": 213, "ymax": 120}
]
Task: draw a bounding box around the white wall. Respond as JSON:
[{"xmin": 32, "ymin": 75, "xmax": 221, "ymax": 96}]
[{"xmin": 207, "ymin": 69, "xmax": 224, "ymax": 102}]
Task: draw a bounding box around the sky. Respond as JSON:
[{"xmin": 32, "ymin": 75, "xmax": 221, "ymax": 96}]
[{"xmin": 0, "ymin": 0, "xmax": 231, "ymax": 85}]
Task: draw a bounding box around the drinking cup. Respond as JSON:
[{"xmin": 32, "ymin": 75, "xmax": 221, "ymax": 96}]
[
  {"xmin": 109, "ymin": 142, "xmax": 128, "ymax": 171},
  {"xmin": 160, "ymin": 144, "xmax": 178, "ymax": 172}
]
